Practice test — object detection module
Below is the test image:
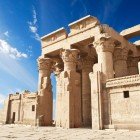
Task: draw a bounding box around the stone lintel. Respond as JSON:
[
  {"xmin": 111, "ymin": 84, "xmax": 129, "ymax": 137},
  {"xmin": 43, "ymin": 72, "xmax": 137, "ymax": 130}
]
[
  {"xmin": 120, "ymin": 24, "xmax": 140, "ymax": 39},
  {"xmin": 22, "ymin": 93, "xmax": 37, "ymax": 99},
  {"xmin": 9, "ymin": 94, "xmax": 21, "ymax": 100},
  {"xmin": 68, "ymin": 15, "xmax": 100, "ymax": 36},
  {"xmin": 41, "ymin": 27, "xmax": 67, "ymax": 48}
]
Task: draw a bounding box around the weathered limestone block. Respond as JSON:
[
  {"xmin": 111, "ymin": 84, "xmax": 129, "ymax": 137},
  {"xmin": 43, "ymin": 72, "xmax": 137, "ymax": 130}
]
[
  {"xmin": 37, "ymin": 57, "xmax": 53, "ymax": 126},
  {"xmin": 81, "ymin": 56, "xmax": 94, "ymax": 127},
  {"xmin": 113, "ymin": 47, "xmax": 128, "ymax": 77},
  {"xmin": 60, "ymin": 49, "xmax": 82, "ymax": 128}
]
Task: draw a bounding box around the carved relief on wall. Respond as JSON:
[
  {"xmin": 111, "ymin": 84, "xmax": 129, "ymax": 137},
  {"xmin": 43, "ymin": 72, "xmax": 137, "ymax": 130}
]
[{"xmin": 106, "ymin": 75, "xmax": 140, "ymax": 88}]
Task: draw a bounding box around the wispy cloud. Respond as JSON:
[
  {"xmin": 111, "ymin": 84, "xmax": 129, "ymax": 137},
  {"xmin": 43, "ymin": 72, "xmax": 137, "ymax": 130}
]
[
  {"xmin": 0, "ymin": 93, "xmax": 5, "ymax": 105},
  {"xmin": 101, "ymin": 0, "xmax": 123, "ymax": 22},
  {"xmin": 71, "ymin": 0, "xmax": 87, "ymax": 16},
  {"xmin": 0, "ymin": 39, "xmax": 28, "ymax": 59},
  {"xmin": 26, "ymin": 45, "xmax": 33, "ymax": 57},
  {"xmin": 4, "ymin": 31, "xmax": 9, "ymax": 37},
  {"xmin": 28, "ymin": 6, "xmax": 40, "ymax": 41}
]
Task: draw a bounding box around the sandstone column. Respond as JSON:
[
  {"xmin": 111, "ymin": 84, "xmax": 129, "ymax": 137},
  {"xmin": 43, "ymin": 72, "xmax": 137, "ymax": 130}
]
[
  {"xmin": 37, "ymin": 57, "xmax": 53, "ymax": 126},
  {"xmin": 114, "ymin": 48, "xmax": 128, "ymax": 77},
  {"xmin": 61, "ymin": 49, "xmax": 82, "ymax": 128},
  {"xmin": 81, "ymin": 56, "xmax": 94, "ymax": 127},
  {"xmin": 93, "ymin": 37, "xmax": 116, "ymax": 127}
]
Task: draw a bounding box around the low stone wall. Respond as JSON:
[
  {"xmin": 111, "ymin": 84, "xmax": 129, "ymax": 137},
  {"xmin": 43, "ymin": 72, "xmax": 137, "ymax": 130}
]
[{"xmin": 106, "ymin": 75, "xmax": 140, "ymax": 129}]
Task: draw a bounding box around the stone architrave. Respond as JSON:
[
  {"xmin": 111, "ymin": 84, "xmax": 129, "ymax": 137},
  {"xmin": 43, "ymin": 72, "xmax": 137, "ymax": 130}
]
[{"xmin": 37, "ymin": 57, "xmax": 53, "ymax": 126}]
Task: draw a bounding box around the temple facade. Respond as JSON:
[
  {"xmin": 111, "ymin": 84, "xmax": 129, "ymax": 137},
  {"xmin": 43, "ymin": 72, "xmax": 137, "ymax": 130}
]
[
  {"xmin": 1, "ymin": 15, "xmax": 140, "ymax": 130},
  {"xmin": 37, "ymin": 15, "xmax": 140, "ymax": 130}
]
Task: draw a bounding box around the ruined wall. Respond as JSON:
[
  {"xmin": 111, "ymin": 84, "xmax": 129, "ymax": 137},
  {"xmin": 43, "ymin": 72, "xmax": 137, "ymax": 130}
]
[
  {"xmin": 0, "ymin": 92, "xmax": 37, "ymax": 125},
  {"xmin": 21, "ymin": 93, "xmax": 37, "ymax": 125},
  {"xmin": 106, "ymin": 75, "xmax": 140, "ymax": 129}
]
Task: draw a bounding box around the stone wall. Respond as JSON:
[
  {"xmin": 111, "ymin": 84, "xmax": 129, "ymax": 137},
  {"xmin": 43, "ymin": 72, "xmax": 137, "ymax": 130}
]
[
  {"xmin": 1, "ymin": 92, "xmax": 37, "ymax": 126},
  {"xmin": 106, "ymin": 75, "xmax": 140, "ymax": 129}
]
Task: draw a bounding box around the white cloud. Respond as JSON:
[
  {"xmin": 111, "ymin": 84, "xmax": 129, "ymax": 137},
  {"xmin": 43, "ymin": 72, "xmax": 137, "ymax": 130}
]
[
  {"xmin": 102, "ymin": 0, "xmax": 123, "ymax": 22},
  {"xmin": 28, "ymin": 6, "xmax": 40, "ymax": 41},
  {"xmin": 0, "ymin": 39, "xmax": 28, "ymax": 59},
  {"xmin": 4, "ymin": 31, "xmax": 9, "ymax": 37},
  {"xmin": 0, "ymin": 93, "xmax": 6, "ymax": 105}
]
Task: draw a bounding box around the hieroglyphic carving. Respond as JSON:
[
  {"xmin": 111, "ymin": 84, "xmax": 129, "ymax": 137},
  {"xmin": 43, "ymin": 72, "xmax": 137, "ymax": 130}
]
[{"xmin": 106, "ymin": 75, "xmax": 140, "ymax": 88}]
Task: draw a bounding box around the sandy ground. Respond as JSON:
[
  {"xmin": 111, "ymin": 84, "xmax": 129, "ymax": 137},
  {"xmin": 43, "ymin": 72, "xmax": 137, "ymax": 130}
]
[{"xmin": 0, "ymin": 124, "xmax": 140, "ymax": 140}]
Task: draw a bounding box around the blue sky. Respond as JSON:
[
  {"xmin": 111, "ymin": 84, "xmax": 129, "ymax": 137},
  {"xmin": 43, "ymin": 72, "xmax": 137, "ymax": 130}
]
[{"xmin": 0, "ymin": 0, "xmax": 140, "ymax": 107}]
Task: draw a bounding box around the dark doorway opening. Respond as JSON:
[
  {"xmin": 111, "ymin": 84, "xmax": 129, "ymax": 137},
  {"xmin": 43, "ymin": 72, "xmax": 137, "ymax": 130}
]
[{"xmin": 12, "ymin": 112, "xmax": 16, "ymax": 123}]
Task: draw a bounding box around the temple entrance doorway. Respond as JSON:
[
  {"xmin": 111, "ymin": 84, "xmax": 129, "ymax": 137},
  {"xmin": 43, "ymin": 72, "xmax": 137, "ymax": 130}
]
[{"xmin": 12, "ymin": 112, "xmax": 16, "ymax": 123}]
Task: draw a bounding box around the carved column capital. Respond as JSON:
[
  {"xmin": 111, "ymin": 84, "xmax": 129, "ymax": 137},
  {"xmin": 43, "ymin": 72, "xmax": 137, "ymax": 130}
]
[
  {"xmin": 61, "ymin": 49, "xmax": 79, "ymax": 71},
  {"xmin": 37, "ymin": 57, "xmax": 53, "ymax": 71},
  {"xmin": 61, "ymin": 49, "xmax": 79, "ymax": 63},
  {"xmin": 113, "ymin": 48, "xmax": 128, "ymax": 62},
  {"xmin": 94, "ymin": 37, "xmax": 117, "ymax": 53}
]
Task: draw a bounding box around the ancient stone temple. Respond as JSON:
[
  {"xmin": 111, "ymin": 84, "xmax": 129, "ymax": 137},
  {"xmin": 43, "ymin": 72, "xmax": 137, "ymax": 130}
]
[
  {"xmin": 1, "ymin": 15, "xmax": 140, "ymax": 130},
  {"xmin": 0, "ymin": 91, "xmax": 37, "ymax": 125},
  {"xmin": 37, "ymin": 15, "xmax": 140, "ymax": 130}
]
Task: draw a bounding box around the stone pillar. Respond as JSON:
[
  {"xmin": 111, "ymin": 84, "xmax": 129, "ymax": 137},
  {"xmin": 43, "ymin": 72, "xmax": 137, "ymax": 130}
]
[
  {"xmin": 81, "ymin": 56, "xmax": 94, "ymax": 127},
  {"xmin": 37, "ymin": 57, "xmax": 53, "ymax": 126},
  {"xmin": 53, "ymin": 58, "xmax": 64, "ymax": 127},
  {"xmin": 127, "ymin": 57, "xmax": 139, "ymax": 75},
  {"xmin": 114, "ymin": 48, "xmax": 128, "ymax": 77},
  {"xmin": 61, "ymin": 49, "xmax": 82, "ymax": 128},
  {"xmin": 93, "ymin": 37, "xmax": 116, "ymax": 127}
]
